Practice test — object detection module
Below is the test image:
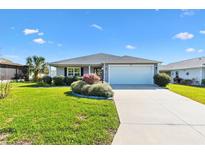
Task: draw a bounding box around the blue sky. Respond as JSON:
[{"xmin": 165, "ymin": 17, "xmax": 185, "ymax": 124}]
[{"xmin": 0, "ymin": 9, "xmax": 205, "ymax": 64}]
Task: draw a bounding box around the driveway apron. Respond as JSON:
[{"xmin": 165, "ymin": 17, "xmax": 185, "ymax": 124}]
[{"xmin": 112, "ymin": 85, "xmax": 205, "ymax": 144}]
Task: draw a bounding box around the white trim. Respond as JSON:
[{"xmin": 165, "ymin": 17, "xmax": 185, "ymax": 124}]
[
  {"xmin": 67, "ymin": 67, "xmax": 81, "ymax": 77},
  {"xmin": 103, "ymin": 63, "xmax": 105, "ymax": 81},
  {"xmin": 88, "ymin": 65, "xmax": 91, "ymax": 74},
  {"xmin": 108, "ymin": 64, "xmax": 155, "ymax": 84}
]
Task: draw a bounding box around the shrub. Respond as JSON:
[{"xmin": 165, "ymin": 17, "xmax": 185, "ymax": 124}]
[
  {"xmin": 64, "ymin": 76, "xmax": 82, "ymax": 86},
  {"xmin": 202, "ymin": 79, "xmax": 205, "ymax": 86},
  {"xmin": 0, "ymin": 81, "xmax": 11, "ymax": 99},
  {"xmin": 88, "ymin": 82, "xmax": 113, "ymax": 98},
  {"xmin": 71, "ymin": 80, "xmax": 113, "ymax": 98},
  {"xmin": 154, "ymin": 73, "xmax": 171, "ymax": 87},
  {"xmin": 83, "ymin": 74, "xmax": 100, "ymax": 84},
  {"xmin": 71, "ymin": 80, "xmax": 87, "ymax": 94},
  {"xmin": 64, "ymin": 77, "xmax": 74, "ymax": 86},
  {"xmin": 181, "ymin": 79, "xmax": 193, "ymax": 85},
  {"xmin": 42, "ymin": 76, "xmax": 52, "ymax": 85},
  {"xmin": 53, "ymin": 76, "xmax": 65, "ymax": 86},
  {"xmin": 81, "ymin": 84, "xmax": 91, "ymax": 95}
]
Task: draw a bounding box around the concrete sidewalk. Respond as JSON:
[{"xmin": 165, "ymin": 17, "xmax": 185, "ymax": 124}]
[{"xmin": 112, "ymin": 86, "xmax": 205, "ymax": 144}]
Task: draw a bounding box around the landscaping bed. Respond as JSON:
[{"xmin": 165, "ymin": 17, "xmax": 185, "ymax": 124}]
[
  {"xmin": 71, "ymin": 74, "xmax": 114, "ymax": 99},
  {"xmin": 0, "ymin": 82, "xmax": 119, "ymax": 144}
]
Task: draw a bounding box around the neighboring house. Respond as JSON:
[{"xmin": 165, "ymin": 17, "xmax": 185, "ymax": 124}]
[
  {"xmin": 49, "ymin": 53, "xmax": 160, "ymax": 85},
  {"xmin": 159, "ymin": 57, "xmax": 205, "ymax": 85},
  {"xmin": 0, "ymin": 58, "xmax": 28, "ymax": 81}
]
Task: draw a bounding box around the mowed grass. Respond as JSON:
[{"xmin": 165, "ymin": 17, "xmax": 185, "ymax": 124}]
[
  {"xmin": 167, "ymin": 84, "xmax": 205, "ymax": 105},
  {"xmin": 0, "ymin": 83, "xmax": 119, "ymax": 145}
]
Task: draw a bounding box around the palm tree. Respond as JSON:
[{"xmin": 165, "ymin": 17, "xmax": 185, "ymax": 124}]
[{"xmin": 26, "ymin": 56, "xmax": 48, "ymax": 81}]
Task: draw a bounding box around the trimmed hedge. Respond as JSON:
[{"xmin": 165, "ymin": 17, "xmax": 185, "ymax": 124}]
[
  {"xmin": 154, "ymin": 73, "xmax": 171, "ymax": 87},
  {"xmin": 202, "ymin": 79, "xmax": 205, "ymax": 86},
  {"xmin": 39, "ymin": 76, "xmax": 82, "ymax": 86},
  {"xmin": 42, "ymin": 76, "xmax": 52, "ymax": 85},
  {"xmin": 53, "ymin": 76, "xmax": 65, "ymax": 86},
  {"xmin": 71, "ymin": 80, "xmax": 113, "ymax": 98},
  {"xmin": 181, "ymin": 79, "xmax": 193, "ymax": 85}
]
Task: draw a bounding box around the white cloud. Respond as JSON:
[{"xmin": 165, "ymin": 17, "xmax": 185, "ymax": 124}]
[
  {"xmin": 174, "ymin": 32, "xmax": 194, "ymax": 40},
  {"xmin": 38, "ymin": 32, "xmax": 44, "ymax": 36},
  {"xmin": 57, "ymin": 43, "xmax": 63, "ymax": 47},
  {"xmin": 125, "ymin": 44, "xmax": 136, "ymax": 50},
  {"xmin": 33, "ymin": 38, "xmax": 46, "ymax": 44},
  {"xmin": 199, "ymin": 30, "xmax": 205, "ymax": 34},
  {"xmin": 90, "ymin": 24, "xmax": 103, "ymax": 31},
  {"xmin": 180, "ymin": 10, "xmax": 195, "ymax": 17},
  {"xmin": 198, "ymin": 49, "xmax": 204, "ymax": 53},
  {"xmin": 186, "ymin": 48, "xmax": 204, "ymax": 53},
  {"xmin": 23, "ymin": 28, "xmax": 39, "ymax": 35},
  {"xmin": 186, "ymin": 48, "xmax": 196, "ymax": 53}
]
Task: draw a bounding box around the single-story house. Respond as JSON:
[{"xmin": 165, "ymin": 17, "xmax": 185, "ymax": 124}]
[
  {"xmin": 159, "ymin": 57, "xmax": 205, "ymax": 85},
  {"xmin": 0, "ymin": 58, "xmax": 28, "ymax": 81},
  {"xmin": 49, "ymin": 53, "xmax": 160, "ymax": 85}
]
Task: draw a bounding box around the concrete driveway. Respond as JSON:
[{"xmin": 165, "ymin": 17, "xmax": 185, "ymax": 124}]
[{"xmin": 112, "ymin": 85, "xmax": 205, "ymax": 144}]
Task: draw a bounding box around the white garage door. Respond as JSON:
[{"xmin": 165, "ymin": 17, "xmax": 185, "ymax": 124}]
[{"xmin": 109, "ymin": 65, "xmax": 154, "ymax": 84}]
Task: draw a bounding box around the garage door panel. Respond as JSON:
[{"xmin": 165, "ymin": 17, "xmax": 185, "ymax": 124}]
[{"xmin": 109, "ymin": 65, "xmax": 154, "ymax": 84}]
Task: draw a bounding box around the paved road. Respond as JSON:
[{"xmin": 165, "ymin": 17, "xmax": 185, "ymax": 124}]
[{"xmin": 112, "ymin": 85, "xmax": 205, "ymax": 144}]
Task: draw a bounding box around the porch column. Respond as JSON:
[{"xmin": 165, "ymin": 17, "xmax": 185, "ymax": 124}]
[
  {"xmin": 48, "ymin": 65, "xmax": 51, "ymax": 76},
  {"xmin": 103, "ymin": 63, "xmax": 105, "ymax": 82},
  {"xmin": 88, "ymin": 65, "xmax": 91, "ymax": 74}
]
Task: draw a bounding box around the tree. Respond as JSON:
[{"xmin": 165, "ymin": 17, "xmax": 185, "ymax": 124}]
[{"xmin": 26, "ymin": 56, "xmax": 48, "ymax": 81}]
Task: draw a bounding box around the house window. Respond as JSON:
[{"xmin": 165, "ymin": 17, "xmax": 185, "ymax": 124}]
[{"xmin": 67, "ymin": 67, "xmax": 81, "ymax": 76}]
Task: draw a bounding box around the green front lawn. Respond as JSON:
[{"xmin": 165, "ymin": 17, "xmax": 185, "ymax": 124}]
[
  {"xmin": 0, "ymin": 83, "xmax": 119, "ymax": 145},
  {"xmin": 167, "ymin": 84, "xmax": 205, "ymax": 105}
]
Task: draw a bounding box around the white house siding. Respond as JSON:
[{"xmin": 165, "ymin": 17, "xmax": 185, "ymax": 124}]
[
  {"xmin": 56, "ymin": 67, "xmax": 64, "ymax": 76},
  {"xmin": 202, "ymin": 68, "xmax": 205, "ymax": 79},
  {"xmin": 170, "ymin": 68, "xmax": 203, "ymax": 84}
]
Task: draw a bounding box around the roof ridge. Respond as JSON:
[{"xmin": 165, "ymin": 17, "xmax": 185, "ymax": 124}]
[
  {"xmin": 50, "ymin": 52, "xmax": 120, "ymax": 63},
  {"xmin": 166, "ymin": 56, "xmax": 205, "ymax": 66}
]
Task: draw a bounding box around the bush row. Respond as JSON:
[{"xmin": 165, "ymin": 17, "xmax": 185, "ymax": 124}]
[
  {"xmin": 39, "ymin": 76, "xmax": 82, "ymax": 86},
  {"xmin": 71, "ymin": 80, "xmax": 113, "ymax": 98}
]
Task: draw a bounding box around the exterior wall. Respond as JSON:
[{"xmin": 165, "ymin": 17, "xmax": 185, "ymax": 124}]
[
  {"xmin": 154, "ymin": 63, "xmax": 159, "ymax": 74},
  {"xmin": 202, "ymin": 68, "xmax": 205, "ymax": 80},
  {"xmin": 83, "ymin": 66, "xmax": 89, "ymax": 74},
  {"xmin": 56, "ymin": 67, "xmax": 64, "ymax": 76},
  {"xmin": 170, "ymin": 68, "xmax": 203, "ymax": 84}
]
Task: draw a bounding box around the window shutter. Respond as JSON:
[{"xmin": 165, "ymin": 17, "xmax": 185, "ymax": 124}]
[
  {"xmin": 64, "ymin": 67, "xmax": 67, "ymax": 77},
  {"xmin": 81, "ymin": 67, "xmax": 84, "ymax": 76}
]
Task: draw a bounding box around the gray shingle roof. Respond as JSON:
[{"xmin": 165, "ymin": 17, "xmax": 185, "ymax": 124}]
[
  {"xmin": 49, "ymin": 53, "xmax": 160, "ymax": 66},
  {"xmin": 0, "ymin": 58, "xmax": 22, "ymax": 66},
  {"xmin": 159, "ymin": 57, "xmax": 205, "ymax": 71}
]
